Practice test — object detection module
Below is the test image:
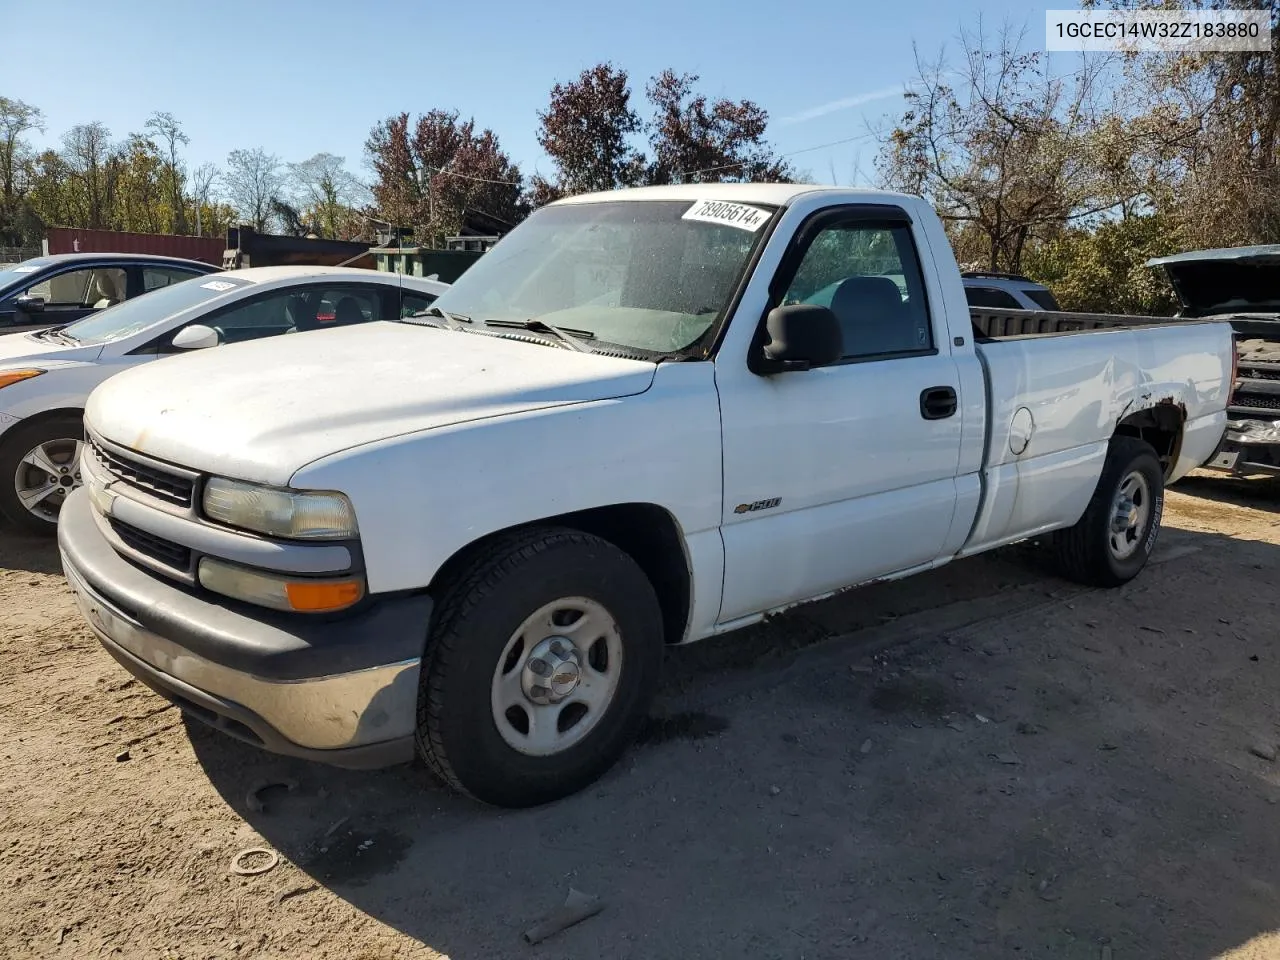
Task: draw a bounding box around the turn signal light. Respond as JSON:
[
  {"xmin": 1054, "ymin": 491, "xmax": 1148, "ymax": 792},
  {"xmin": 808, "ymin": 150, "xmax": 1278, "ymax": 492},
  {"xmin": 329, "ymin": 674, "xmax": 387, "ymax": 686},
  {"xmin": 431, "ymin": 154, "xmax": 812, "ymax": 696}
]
[
  {"xmin": 198, "ymin": 557, "xmax": 364, "ymax": 613},
  {"xmin": 285, "ymin": 579, "xmax": 365, "ymax": 612}
]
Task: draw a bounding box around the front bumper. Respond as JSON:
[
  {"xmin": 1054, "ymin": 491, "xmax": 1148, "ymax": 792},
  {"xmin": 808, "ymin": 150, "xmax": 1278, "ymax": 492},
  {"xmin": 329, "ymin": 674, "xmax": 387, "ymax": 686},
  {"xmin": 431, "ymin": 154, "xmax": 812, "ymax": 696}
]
[
  {"xmin": 58, "ymin": 489, "xmax": 431, "ymax": 768},
  {"xmin": 1203, "ymin": 435, "xmax": 1280, "ymax": 478}
]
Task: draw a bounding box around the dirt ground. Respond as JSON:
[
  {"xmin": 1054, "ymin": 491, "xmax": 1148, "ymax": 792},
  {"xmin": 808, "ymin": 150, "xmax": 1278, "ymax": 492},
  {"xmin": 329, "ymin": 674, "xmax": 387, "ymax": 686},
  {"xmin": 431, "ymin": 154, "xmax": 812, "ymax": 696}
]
[{"xmin": 2, "ymin": 473, "xmax": 1280, "ymax": 960}]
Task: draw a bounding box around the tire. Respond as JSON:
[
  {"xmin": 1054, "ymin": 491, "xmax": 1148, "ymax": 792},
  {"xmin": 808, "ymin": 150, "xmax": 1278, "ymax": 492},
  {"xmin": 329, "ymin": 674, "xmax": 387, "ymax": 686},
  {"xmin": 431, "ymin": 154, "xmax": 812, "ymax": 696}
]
[
  {"xmin": 416, "ymin": 526, "xmax": 664, "ymax": 808},
  {"xmin": 1050, "ymin": 435, "xmax": 1165, "ymax": 587},
  {"xmin": 0, "ymin": 414, "xmax": 85, "ymax": 536}
]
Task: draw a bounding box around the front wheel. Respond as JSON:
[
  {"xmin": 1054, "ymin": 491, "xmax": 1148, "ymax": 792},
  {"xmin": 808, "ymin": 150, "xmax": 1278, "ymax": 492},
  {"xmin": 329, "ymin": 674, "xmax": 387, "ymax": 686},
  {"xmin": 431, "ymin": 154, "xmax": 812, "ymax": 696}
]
[
  {"xmin": 1050, "ymin": 435, "xmax": 1165, "ymax": 587},
  {"xmin": 416, "ymin": 527, "xmax": 664, "ymax": 808},
  {"xmin": 0, "ymin": 414, "xmax": 85, "ymax": 535}
]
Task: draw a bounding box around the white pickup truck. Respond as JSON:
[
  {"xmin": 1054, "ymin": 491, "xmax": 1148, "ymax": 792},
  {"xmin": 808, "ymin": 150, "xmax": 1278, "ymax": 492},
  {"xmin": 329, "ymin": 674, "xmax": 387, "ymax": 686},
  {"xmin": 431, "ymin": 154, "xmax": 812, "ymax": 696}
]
[{"xmin": 59, "ymin": 184, "xmax": 1234, "ymax": 808}]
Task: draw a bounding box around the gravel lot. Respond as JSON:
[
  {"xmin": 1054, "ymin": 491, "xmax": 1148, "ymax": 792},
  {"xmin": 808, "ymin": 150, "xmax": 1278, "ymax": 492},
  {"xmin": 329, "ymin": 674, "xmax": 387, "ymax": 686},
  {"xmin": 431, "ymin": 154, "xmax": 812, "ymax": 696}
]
[{"xmin": 2, "ymin": 473, "xmax": 1279, "ymax": 960}]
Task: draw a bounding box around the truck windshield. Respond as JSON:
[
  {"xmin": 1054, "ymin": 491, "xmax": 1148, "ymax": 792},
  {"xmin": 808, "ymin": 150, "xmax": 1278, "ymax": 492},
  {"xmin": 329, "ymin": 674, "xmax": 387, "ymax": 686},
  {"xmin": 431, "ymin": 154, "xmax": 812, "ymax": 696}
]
[
  {"xmin": 59, "ymin": 275, "xmax": 252, "ymax": 345},
  {"xmin": 423, "ymin": 199, "xmax": 777, "ymax": 355}
]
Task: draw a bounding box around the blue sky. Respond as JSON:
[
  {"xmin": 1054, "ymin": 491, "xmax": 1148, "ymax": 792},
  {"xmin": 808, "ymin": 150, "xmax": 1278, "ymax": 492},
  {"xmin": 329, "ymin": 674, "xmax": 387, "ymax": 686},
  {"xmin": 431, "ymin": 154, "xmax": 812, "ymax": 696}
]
[{"xmin": 5, "ymin": 0, "xmax": 1051, "ymax": 189}]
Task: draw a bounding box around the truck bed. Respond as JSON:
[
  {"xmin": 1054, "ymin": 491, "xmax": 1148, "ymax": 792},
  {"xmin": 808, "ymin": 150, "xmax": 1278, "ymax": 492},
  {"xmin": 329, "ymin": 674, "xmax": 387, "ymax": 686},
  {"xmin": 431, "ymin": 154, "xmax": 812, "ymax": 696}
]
[{"xmin": 971, "ymin": 305, "xmax": 1280, "ymax": 475}]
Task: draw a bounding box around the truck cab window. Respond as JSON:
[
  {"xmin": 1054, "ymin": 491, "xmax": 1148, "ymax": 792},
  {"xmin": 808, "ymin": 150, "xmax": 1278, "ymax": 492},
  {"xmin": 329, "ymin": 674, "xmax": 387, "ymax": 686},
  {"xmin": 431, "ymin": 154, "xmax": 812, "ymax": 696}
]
[{"xmin": 784, "ymin": 223, "xmax": 932, "ymax": 359}]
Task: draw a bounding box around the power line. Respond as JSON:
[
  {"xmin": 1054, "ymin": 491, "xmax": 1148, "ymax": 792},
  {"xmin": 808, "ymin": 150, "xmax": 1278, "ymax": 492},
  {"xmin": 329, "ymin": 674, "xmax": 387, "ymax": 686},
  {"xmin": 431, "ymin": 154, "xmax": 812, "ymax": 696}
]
[
  {"xmin": 430, "ymin": 166, "xmax": 523, "ymax": 186},
  {"xmin": 676, "ymin": 130, "xmax": 880, "ymax": 179}
]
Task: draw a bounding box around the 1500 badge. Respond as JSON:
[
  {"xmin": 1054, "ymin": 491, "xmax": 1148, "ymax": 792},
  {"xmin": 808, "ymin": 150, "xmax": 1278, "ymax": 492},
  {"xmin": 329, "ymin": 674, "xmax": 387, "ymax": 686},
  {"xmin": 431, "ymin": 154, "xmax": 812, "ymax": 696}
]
[{"xmin": 734, "ymin": 497, "xmax": 781, "ymax": 514}]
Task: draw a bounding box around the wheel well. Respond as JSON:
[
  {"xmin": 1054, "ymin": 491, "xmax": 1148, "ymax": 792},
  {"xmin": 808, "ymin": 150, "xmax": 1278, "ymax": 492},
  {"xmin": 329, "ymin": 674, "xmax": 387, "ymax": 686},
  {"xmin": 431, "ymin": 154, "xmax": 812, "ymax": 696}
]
[
  {"xmin": 0, "ymin": 408, "xmax": 84, "ymax": 447},
  {"xmin": 1115, "ymin": 404, "xmax": 1183, "ymax": 477},
  {"xmin": 430, "ymin": 504, "xmax": 692, "ymax": 645}
]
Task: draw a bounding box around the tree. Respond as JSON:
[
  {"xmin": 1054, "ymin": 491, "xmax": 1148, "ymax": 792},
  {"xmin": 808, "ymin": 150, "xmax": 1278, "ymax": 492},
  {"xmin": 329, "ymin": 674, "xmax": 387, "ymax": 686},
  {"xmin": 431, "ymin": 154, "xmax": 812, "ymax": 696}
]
[
  {"xmin": 145, "ymin": 111, "xmax": 189, "ymax": 234},
  {"xmin": 287, "ymin": 152, "xmax": 367, "ymax": 239},
  {"xmin": 0, "ymin": 97, "xmax": 42, "ymax": 208},
  {"xmin": 537, "ymin": 63, "xmax": 644, "ymax": 194},
  {"xmin": 877, "ymin": 27, "xmax": 1123, "ymax": 273},
  {"xmin": 24, "ymin": 149, "xmax": 73, "ymax": 230},
  {"xmin": 0, "ymin": 97, "xmax": 44, "ymax": 245},
  {"xmin": 111, "ymin": 133, "xmax": 166, "ymax": 234},
  {"xmin": 1023, "ymin": 213, "xmax": 1179, "ymax": 315},
  {"xmin": 532, "ymin": 63, "xmax": 792, "ymax": 203},
  {"xmin": 61, "ymin": 122, "xmax": 113, "ymax": 229},
  {"xmin": 189, "ymin": 162, "xmax": 219, "ymax": 237},
  {"xmin": 1117, "ymin": 0, "xmax": 1280, "ymax": 247},
  {"xmin": 223, "ymin": 147, "xmax": 283, "ymax": 231},
  {"xmin": 645, "ymin": 70, "xmax": 793, "ymax": 184},
  {"xmin": 366, "ymin": 110, "xmax": 525, "ymax": 245}
]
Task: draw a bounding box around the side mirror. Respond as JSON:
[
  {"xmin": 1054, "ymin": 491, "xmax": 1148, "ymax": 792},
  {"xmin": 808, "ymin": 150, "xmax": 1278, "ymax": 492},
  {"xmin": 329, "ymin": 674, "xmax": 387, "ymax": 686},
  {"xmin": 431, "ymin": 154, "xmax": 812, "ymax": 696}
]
[
  {"xmin": 15, "ymin": 294, "xmax": 45, "ymax": 314},
  {"xmin": 171, "ymin": 324, "xmax": 220, "ymax": 351},
  {"xmin": 758, "ymin": 304, "xmax": 843, "ymax": 373}
]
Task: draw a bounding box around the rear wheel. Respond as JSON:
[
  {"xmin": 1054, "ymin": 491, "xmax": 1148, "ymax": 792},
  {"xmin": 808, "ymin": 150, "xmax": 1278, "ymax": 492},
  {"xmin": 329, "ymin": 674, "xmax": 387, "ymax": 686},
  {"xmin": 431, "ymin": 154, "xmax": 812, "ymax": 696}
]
[
  {"xmin": 1051, "ymin": 435, "xmax": 1165, "ymax": 587},
  {"xmin": 416, "ymin": 527, "xmax": 663, "ymax": 808},
  {"xmin": 0, "ymin": 414, "xmax": 85, "ymax": 535}
]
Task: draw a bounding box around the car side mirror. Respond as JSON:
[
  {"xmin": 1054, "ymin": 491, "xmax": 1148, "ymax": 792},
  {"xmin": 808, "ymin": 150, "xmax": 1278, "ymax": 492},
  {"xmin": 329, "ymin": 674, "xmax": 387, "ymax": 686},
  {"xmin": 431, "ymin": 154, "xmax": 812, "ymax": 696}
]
[
  {"xmin": 15, "ymin": 294, "xmax": 45, "ymax": 314},
  {"xmin": 171, "ymin": 324, "xmax": 220, "ymax": 351},
  {"xmin": 758, "ymin": 304, "xmax": 843, "ymax": 373}
]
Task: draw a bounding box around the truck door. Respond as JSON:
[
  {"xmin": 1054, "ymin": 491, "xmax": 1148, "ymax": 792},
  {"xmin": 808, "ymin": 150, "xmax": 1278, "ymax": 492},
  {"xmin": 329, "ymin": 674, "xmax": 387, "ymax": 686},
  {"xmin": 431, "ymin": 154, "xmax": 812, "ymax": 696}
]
[{"xmin": 714, "ymin": 207, "xmax": 965, "ymax": 624}]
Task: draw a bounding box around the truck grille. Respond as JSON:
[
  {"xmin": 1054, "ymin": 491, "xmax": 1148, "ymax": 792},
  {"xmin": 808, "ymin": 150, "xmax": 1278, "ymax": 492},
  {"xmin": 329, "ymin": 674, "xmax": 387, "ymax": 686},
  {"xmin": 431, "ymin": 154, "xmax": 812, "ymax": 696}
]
[
  {"xmin": 89, "ymin": 438, "xmax": 194, "ymax": 508},
  {"xmin": 107, "ymin": 517, "xmax": 192, "ymax": 572},
  {"xmin": 1231, "ymin": 392, "xmax": 1280, "ymax": 412}
]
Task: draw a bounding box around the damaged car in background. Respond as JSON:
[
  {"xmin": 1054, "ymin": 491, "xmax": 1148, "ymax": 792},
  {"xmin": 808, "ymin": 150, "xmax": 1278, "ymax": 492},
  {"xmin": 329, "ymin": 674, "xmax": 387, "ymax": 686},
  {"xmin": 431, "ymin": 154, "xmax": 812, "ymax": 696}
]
[{"xmin": 1146, "ymin": 245, "xmax": 1280, "ymax": 479}]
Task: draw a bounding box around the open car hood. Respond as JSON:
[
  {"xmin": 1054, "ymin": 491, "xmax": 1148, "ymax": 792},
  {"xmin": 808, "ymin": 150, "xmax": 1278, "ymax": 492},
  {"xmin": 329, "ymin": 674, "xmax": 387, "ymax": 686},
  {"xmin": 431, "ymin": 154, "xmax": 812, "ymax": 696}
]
[{"xmin": 1148, "ymin": 245, "xmax": 1280, "ymax": 319}]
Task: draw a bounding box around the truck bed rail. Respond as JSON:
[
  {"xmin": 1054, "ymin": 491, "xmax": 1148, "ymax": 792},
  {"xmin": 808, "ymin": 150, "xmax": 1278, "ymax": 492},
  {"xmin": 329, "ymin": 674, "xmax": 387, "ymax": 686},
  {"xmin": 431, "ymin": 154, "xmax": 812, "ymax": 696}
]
[{"xmin": 970, "ymin": 307, "xmax": 1175, "ymax": 339}]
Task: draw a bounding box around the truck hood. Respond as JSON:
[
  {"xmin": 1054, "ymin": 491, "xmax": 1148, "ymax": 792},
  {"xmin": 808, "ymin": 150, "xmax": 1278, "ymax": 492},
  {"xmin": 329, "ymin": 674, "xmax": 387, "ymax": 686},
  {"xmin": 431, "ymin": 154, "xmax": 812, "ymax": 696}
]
[
  {"xmin": 85, "ymin": 322, "xmax": 658, "ymax": 485},
  {"xmin": 0, "ymin": 329, "xmax": 102, "ymax": 366},
  {"xmin": 1148, "ymin": 245, "xmax": 1280, "ymax": 319}
]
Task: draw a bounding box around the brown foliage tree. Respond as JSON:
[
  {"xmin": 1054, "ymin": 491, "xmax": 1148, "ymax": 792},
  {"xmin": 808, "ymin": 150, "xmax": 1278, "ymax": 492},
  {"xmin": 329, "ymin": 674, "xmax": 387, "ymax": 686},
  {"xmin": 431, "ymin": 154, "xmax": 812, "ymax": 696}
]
[
  {"xmin": 534, "ymin": 63, "xmax": 792, "ymax": 205},
  {"xmin": 645, "ymin": 69, "xmax": 793, "ymax": 184},
  {"xmin": 367, "ymin": 109, "xmax": 525, "ymax": 244},
  {"xmin": 536, "ymin": 63, "xmax": 644, "ymax": 194}
]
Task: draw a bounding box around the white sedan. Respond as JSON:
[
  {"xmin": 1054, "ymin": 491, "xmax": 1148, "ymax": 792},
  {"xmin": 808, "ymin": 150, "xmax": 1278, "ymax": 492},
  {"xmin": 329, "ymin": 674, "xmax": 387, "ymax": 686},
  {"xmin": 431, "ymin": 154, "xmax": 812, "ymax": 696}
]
[{"xmin": 0, "ymin": 266, "xmax": 448, "ymax": 534}]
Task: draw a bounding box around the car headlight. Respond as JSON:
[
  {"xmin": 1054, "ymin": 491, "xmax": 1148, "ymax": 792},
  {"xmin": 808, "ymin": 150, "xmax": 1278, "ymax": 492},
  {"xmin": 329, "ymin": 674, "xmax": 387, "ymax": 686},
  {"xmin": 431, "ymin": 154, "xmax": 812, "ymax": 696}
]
[
  {"xmin": 202, "ymin": 477, "xmax": 358, "ymax": 540},
  {"xmin": 198, "ymin": 557, "xmax": 364, "ymax": 613},
  {"xmin": 0, "ymin": 368, "xmax": 44, "ymax": 390}
]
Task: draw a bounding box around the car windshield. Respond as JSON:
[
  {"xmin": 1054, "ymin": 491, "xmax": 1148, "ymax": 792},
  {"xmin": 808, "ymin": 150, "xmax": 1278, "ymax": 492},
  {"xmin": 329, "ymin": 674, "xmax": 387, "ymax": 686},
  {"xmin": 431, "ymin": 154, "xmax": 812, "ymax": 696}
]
[
  {"xmin": 59, "ymin": 275, "xmax": 252, "ymax": 345},
  {"xmin": 421, "ymin": 199, "xmax": 777, "ymax": 355},
  {"xmin": 0, "ymin": 258, "xmax": 53, "ymax": 294}
]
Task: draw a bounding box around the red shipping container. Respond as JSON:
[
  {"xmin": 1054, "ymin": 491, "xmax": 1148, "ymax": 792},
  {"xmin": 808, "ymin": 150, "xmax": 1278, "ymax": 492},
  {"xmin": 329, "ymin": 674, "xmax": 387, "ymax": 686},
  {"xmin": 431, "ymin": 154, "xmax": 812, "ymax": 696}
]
[{"xmin": 44, "ymin": 227, "xmax": 223, "ymax": 265}]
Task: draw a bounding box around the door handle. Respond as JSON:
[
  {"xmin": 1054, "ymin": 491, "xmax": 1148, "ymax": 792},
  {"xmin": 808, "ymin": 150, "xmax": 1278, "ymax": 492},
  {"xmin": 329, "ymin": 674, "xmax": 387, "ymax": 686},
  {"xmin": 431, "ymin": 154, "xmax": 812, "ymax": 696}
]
[{"xmin": 920, "ymin": 386, "xmax": 958, "ymax": 420}]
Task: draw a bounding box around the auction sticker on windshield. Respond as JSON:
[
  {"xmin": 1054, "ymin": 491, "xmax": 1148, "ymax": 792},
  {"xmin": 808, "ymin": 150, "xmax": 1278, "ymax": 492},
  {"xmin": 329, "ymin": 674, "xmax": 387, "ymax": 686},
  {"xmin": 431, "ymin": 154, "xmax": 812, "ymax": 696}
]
[
  {"xmin": 682, "ymin": 199, "xmax": 771, "ymax": 232},
  {"xmin": 200, "ymin": 280, "xmax": 239, "ymax": 292}
]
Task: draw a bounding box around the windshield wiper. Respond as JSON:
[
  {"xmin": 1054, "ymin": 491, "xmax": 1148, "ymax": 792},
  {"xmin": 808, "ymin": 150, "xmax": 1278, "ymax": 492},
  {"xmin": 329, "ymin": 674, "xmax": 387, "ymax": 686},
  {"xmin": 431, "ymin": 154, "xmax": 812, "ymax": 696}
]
[
  {"xmin": 485, "ymin": 318, "xmax": 596, "ymax": 353},
  {"xmin": 405, "ymin": 305, "xmax": 471, "ymax": 331},
  {"xmin": 36, "ymin": 326, "xmax": 77, "ymax": 344}
]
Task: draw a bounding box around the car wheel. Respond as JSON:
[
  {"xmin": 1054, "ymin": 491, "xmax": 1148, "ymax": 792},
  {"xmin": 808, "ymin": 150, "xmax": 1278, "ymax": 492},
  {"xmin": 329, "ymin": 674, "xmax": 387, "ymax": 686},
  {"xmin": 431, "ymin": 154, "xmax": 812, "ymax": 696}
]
[
  {"xmin": 1051, "ymin": 435, "xmax": 1165, "ymax": 587},
  {"xmin": 416, "ymin": 526, "xmax": 664, "ymax": 808},
  {"xmin": 0, "ymin": 414, "xmax": 85, "ymax": 536}
]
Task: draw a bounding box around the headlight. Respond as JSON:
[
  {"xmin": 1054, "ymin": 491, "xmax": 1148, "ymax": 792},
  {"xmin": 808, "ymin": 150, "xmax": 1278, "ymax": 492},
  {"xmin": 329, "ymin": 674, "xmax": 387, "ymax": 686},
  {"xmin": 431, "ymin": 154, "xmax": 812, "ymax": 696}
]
[
  {"xmin": 199, "ymin": 557, "xmax": 364, "ymax": 613},
  {"xmin": 0, "ymin": 368, "xmax": 44, "ymax": 390},
  {"xmin": 202, "ymin": 477, "xmax": 358, "ymax": 540}
]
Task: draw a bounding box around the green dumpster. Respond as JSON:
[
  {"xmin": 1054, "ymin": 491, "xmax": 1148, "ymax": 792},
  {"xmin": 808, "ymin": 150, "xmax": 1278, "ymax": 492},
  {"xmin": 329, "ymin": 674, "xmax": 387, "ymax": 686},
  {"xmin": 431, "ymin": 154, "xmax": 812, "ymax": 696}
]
[{"xmin": 371, "ymin": 247, "xmax": 484, "ymax": 284}]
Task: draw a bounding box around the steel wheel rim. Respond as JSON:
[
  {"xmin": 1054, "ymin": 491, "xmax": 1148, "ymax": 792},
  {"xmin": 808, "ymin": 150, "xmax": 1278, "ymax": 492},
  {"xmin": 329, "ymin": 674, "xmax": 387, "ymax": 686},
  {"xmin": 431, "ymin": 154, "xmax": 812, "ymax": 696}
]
[
  {"xmin": 13, "ymin": 438, "xmax": 83, "ymax": 524},
  {"xmin": 490, "ymin": 596, "xmax": 624, "ymax": 757},
  {"xmin": 1108, "ymin": 469, "xmax": 1150, "ymax": 561}
]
